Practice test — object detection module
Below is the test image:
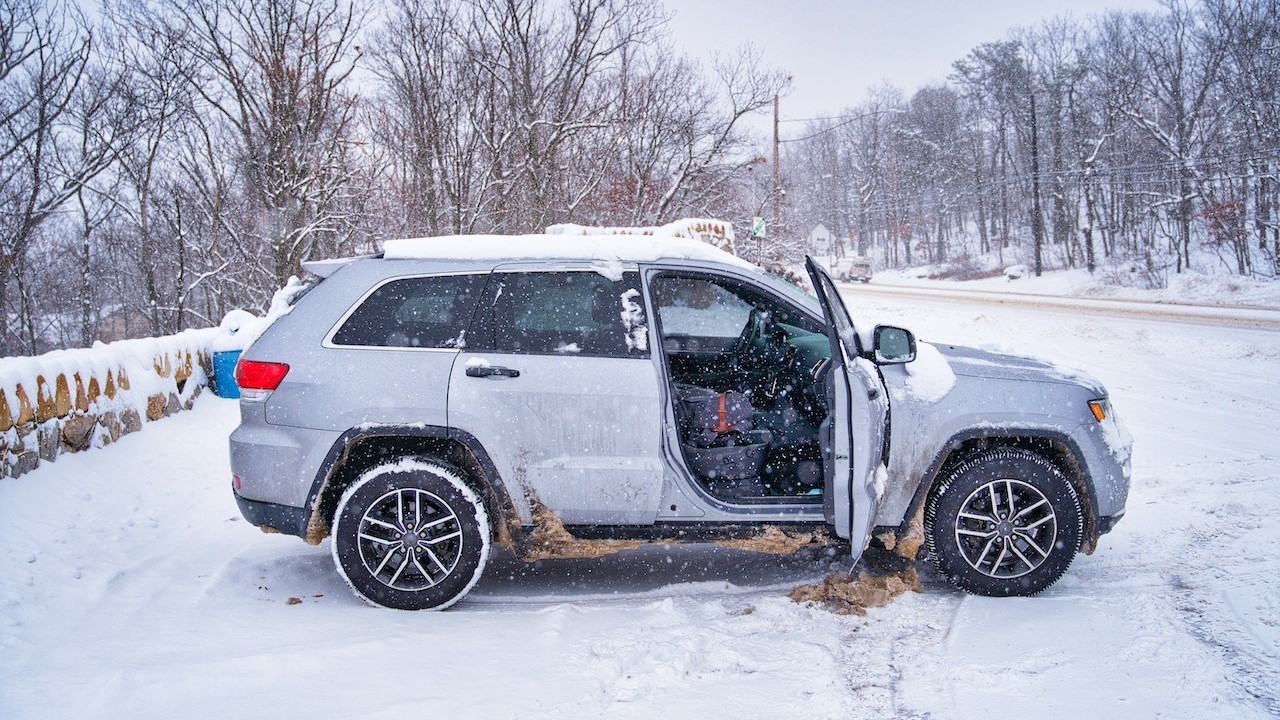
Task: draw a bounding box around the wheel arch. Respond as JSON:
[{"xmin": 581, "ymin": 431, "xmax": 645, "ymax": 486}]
[
  {"xmin": 891, "ymin": 429, "xmax": 1101, "ymax": 557},
  {"xmin": 301, "ymin": 424, "xmax": 520, "ymax": 548}
]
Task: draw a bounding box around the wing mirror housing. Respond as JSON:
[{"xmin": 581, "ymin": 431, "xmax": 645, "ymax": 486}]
[{"xmin": 873, "ymin": 325, "xmax": 916, "ymax": 365}]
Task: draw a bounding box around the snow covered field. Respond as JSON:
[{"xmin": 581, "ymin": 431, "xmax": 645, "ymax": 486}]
[{"xmin": 2, "ymin": 281, "xmax": 1278, "ymax": 718}]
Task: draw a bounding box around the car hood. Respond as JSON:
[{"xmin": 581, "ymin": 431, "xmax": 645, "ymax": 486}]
[{"xmin": 934, "ymin": 343, "xmax": 1107, "ymax": 396}]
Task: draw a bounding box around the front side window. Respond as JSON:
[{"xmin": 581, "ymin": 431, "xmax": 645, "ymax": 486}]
[
  {"xmin": 332, "ymin": 274, "xmax": 486, "ymax": 348},
  {"xmin": 651, "ymin": 274, "xmax": 823, "ymax": 340},
  {"xmin": 469, "ymin": 271, "xmax": 647, "ymax": 357},
  {"xmin": 651, "ymin": 276, "xmax": 754, "ymax": 339}
]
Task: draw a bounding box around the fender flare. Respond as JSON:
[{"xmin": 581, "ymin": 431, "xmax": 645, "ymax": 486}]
[
  {"xmin": 898, "ymin": 427, "xmax": 1101, "ymax": 547},
  {"xmin": 303, "ymin": 423, "xmax": 518, "ymax": 544}
]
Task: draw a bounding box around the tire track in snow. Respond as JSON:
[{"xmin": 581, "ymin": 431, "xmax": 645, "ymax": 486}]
[{"xmin": 1169, "ymin": 556, "xmax": 1280, "ymax": 714}]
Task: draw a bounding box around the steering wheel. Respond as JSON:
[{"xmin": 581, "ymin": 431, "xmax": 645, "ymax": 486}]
[{"xmin": 733, "ymin": 307, "xmax": 771, "ymax": 360}]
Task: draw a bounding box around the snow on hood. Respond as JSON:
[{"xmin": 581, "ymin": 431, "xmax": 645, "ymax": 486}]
[
  {"xmin": 901, "ymin": 342, "xmax": 956, "ymax": 402},
  {"xmin": 936, "ymin": 343, "xmax": 1107, "ymax": 395}
]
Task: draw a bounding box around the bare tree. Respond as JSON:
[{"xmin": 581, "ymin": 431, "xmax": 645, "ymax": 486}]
[
  {"xmin": 0, "ymin": 0, "xmax": 103, "ymax": 354},
  {"xmin": 166, "ymin": 0, "xmax": 367, "ymax": 291},
  {"xmin": 1202, "ymin": 0, "xmax": 1280, "ymax": 277},
  {"xmin": 649, "ymin": 45, "xmax": 789, "ymax": 225},
  {"xmin": 1120, "ymin": 1, "xmax": 1228, "ymax": 273},
  {"xmin": 67, "ymin": 52, "xmax": 136, "ymax": 345},
  {"xmin": 366, "ymin": 0, "xmax": 783, "ymax": 241}
]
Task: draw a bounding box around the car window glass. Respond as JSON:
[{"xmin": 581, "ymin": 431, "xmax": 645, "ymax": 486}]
[
  {"xmin": 474, "ymin": 271, "xmax": 646, "ymax": 357},
  {"xmin": 651, "ymin": 276, "xmax": 752, "ymax": 338},
  {"xmin": 652, "ymin": 274, "xmax": 822, "ymax": 338},
  {"xmin": 812, "ymin": 270, "xmax": 859, "ymax": 357},
  {"xmin": 332, "ymin": 274, "xmax": 485, "ymax": 348}
]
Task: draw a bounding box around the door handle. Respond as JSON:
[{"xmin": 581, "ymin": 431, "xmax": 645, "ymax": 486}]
[{"xmin": 466, "ymin": 364, "xmax": 520, "ymax": 378}]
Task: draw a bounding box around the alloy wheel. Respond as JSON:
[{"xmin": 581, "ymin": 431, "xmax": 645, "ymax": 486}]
[
  {"xmin": 953, "ymin": 477, "xmax": 1058, "ymax": 579},
  {"xmin": 355, "ymin": 487, "xmax": 464, "ymax": 591}
]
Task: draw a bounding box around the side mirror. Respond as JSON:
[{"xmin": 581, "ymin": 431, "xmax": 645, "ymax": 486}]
[{"xmin": 873, "ymin": 325, "xmax": 916, "ymax": 365}]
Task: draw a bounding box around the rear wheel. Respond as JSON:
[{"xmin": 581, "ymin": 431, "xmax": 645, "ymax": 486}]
[
  {"xmin": 924, "ymin": 448, "xmax": 1082, "ymax": 597},
  {"xmin": 331, "ymin": 460, "xmax": 490, "ymax": 610}
]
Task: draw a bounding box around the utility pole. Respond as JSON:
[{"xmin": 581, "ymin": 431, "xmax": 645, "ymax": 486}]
[
  {"xmin": 772, "ymin": 93, "xmax": 780, "ymax": 263},
  {"xmin": 1029, "ymin": 90, "xmax": 1045, "ymax": 277}
]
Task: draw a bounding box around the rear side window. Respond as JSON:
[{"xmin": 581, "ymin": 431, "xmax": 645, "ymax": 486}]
[
  {"xmin": 332, "ymin": 274, "xmax": 486, "ymax": 349},
  {"xmin": 469, "ymin": 271, "xmax": 647, "ymax": 357}
]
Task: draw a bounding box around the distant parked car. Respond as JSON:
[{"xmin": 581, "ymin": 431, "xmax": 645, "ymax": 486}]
[
  {"xmin": 229, "ymin": 233, "xmax": 1131, "ymax": 609},
  {"xmin": 832, "ymin": 257, "xmax": 873, "ymax": 283}
]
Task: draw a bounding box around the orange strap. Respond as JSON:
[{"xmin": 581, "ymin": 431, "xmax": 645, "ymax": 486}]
[{"xmin": 714, "ymin": 392, "xmax": 735, "ymax": 433}]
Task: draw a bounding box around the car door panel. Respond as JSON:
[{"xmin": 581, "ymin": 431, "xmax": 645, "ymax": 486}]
[
  {"xmin": 447, "ymin": 268, "xmax": 663, "ymax": 526},
  {"xmin": 805, "ymin": 257, "xmax": 889, "ymax": 545},
  {"xmin": 448, "ymin": 353, "xmax": 663, "ymax": 525}
]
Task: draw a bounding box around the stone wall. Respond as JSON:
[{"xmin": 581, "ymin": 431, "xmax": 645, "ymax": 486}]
[{"xmin": 0, "ymin": 329, "xmax": 223, "ymax": 479}]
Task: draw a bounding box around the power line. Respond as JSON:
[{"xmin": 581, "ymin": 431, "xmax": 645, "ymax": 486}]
[{"xmin": 778, "ymin": 109, "xmax": 905, "ymax": 144}]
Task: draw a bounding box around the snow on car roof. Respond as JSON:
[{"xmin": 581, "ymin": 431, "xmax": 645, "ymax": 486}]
[{"xmin": 381, "ymin": 233, "xmax": 758, "ymax": 272}]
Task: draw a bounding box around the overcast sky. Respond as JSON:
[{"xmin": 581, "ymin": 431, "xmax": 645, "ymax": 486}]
[{"xmin": 665, "ymin": 0, "xmax": 1164, "ymax": 133}]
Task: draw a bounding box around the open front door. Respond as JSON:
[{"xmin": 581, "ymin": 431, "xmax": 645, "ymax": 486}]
[{"xmin": 804, "ymin": 257, "xmax": 889, "ymax": 551}]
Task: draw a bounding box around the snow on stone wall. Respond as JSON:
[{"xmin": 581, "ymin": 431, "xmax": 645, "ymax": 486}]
[{"xmin": 0, "ymin": 328, "xmax": 225, "ymax": 479}]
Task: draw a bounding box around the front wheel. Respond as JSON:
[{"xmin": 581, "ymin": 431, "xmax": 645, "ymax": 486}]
[
  {"xmin": 924, "ymin": 448, "xmax": 1082, "ymax": 597},
  {"xmin": 331, "ymin": 460, "xmax": 490, "ymax": 610}
]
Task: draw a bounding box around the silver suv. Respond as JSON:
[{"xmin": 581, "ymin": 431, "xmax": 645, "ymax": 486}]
[{"xmin": 229, "ymin": 234, "xmax": 1131, "ymax": 610}]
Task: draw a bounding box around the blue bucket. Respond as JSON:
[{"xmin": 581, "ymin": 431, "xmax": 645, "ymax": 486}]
[{"xmin": 212, "ymin": 350, "xmax": 242, "ymax": 399}]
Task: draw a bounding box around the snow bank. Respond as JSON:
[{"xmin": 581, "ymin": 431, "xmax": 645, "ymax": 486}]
[{"xmin": 875, "ymin": 263, "xmax": 1280, "ymax": 309}]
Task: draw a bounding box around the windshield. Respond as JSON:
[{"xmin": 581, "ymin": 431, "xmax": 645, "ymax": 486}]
[
  {"xmin": 805, "ymin": 259, "xmax": 862, "ymax": 357},
  {"xmin": 742, "ymin": 266, "xmax": 824, "ymax": 314}
]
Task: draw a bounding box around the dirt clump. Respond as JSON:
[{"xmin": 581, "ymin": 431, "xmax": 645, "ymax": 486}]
[
  {"xmin": 713, "ymin": 525, "xmax": 834, "ymax": 554},
  {"xmin": 519, "ymin": 499, "xmax": 648, "ymax": 561},
  {"xmin": 789, "ymin": 548, "xmax": 922, "ymax": 616},
  {"xmin": 878, "ymin": 504, "xmax": 926, "ymax": 560}
]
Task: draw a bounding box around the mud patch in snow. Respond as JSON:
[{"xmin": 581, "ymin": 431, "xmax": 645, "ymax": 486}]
[
  {"xmin": 514, "ymin": 503, "xmax": 835, "ymax": 563},
  {"xmin": 789, "ymin": 560, "xmax": 921, "ymax": 616}
]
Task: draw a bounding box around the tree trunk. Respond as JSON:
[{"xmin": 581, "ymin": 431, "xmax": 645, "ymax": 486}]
[{"xmin": 1029, "ymin": 93, "xmax": 1045, "ymax": 277}]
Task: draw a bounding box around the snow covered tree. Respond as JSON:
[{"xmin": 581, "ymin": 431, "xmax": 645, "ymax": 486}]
[
  {"xmin": 0, "ymin": 0, "xmax": 103, "ymax": 353},
  {"xmin": 165, "ymin": 0, "xmax": 367, "ymax": 292}
]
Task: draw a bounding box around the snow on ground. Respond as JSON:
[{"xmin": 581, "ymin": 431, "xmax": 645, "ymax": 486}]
[
  {"xmin": 874, "ymin": 263, "xmax": 1280, "ymax": 310},
  {"xmin": 2, "ymin": 282, "xmax": 1278, "ymax": 718}
]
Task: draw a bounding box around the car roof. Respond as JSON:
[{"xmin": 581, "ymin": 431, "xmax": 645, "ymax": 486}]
[{"xmin": 378, "ymin": 232, "xmax": 756, "ymax": 269}]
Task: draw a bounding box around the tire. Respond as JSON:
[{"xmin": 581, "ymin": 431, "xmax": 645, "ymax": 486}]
[
  {"xmin": 331, "ymin": 460, "xmax": 490, "ymax": 610},
  {"xmin": 924, "ymin": 448, "xmax": 1082, "ymax": 597}
]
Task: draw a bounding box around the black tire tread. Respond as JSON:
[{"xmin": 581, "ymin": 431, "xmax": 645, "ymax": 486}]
[
  {"xmin": 924, "ymin": 448, "xmax": 1083, "ymax": 597},
  {"xmin": 331, "ymin": 460, "xmax": 490, "ymax": 610}
]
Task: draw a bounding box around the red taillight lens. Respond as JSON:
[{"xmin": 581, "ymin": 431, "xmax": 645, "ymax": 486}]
[{"xmin": 234, "ymin": 359, "xmax": 290, "ymax": 391}]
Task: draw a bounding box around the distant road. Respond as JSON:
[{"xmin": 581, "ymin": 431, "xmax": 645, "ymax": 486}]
[{"xmin": 839, "ymin": 281, "xmax": 1280, "ymax": 332}]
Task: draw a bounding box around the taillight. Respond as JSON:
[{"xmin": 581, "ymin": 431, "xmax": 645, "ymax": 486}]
[{"xmin": 234, "ymin": 359, "xmax": 289, "ymax": 401}]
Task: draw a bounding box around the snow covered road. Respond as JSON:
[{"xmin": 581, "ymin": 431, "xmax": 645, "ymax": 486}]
[
  {"xmin": 2, "ymin": 288, "xmax": 1278, "ymax": 719},
  {"xmin": 848, "ymin": 279, "xmax": 1280, "ymax": 330}
]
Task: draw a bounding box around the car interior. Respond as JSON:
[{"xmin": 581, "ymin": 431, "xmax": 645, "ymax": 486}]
[{"xmin": 651, "ymin": 273, "xmax": 834, "ymax": 504}]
